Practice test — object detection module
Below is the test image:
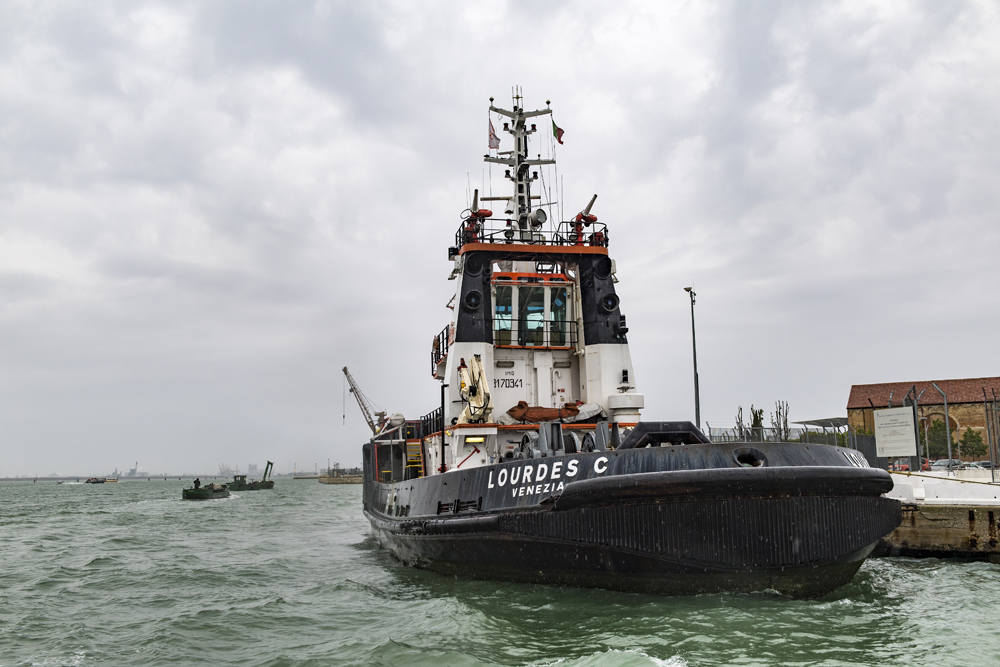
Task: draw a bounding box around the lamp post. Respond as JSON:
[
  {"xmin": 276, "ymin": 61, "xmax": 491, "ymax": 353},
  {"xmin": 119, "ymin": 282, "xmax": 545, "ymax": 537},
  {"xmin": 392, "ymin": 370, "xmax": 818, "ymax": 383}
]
[{"xmin": 684, "ymin": 287, "xmax": 701, "ymax": 431}]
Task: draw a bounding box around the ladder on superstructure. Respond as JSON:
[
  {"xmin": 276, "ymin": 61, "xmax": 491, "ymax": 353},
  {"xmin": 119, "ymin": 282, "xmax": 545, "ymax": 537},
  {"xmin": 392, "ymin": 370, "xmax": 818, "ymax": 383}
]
[{"xmin": 405, "ymin": 438, "xmax": 424, "ymax": 478}]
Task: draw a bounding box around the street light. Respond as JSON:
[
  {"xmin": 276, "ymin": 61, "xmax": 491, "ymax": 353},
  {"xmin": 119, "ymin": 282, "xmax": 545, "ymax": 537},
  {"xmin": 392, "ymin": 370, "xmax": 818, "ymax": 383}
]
[{"xmin": 684, "ymin": 287, "xmax": 701, "ymax": 431}]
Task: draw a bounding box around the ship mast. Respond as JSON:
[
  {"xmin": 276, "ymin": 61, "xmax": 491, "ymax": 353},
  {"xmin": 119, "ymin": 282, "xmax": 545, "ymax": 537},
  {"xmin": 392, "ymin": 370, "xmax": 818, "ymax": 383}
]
[{"xmin": 485, "ymin": 93, "xmax": 556, "ymax": 231}]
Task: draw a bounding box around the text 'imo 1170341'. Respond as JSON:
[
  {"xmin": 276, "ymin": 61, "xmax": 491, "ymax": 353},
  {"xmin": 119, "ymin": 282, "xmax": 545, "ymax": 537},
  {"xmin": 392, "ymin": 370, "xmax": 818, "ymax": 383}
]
[{"xmin": 357, "ymin": 93, "xmax": 901, "ymax": 598}]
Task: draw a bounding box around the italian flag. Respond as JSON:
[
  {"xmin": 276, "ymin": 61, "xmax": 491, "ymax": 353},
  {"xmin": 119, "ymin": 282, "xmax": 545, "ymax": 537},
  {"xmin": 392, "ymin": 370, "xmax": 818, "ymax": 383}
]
[{"xmin": 552, "ymin": 120, "xmax": 564, "ymax": 145}]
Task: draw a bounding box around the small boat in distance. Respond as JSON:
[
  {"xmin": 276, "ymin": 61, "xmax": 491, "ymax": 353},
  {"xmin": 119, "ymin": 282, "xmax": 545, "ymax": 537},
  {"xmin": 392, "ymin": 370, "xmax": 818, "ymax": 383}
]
[
  {"xmin": 85, "ymin": 477, "xmax": 106, "ymax": 484},
  {"xmin": 228, "ymin": 461, "xmax": 276, "ymax": 491},
  {"xmin": 182, "ymin": 481, "xmax": 230, "ymax": 500}
]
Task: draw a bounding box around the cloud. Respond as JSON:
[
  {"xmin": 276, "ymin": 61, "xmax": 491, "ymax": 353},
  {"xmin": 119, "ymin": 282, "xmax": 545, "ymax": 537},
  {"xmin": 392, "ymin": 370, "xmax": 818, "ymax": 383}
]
[{"xmin": 2, "ymin": 0, "xmax": 1000, "ymax": 474}]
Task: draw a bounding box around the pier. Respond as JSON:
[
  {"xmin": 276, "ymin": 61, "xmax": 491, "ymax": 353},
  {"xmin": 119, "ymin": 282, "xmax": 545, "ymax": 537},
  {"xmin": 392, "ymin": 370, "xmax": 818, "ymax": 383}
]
[{"xmin": 880, "ymin": 471, "xmax": 1000, "ymax": 560}]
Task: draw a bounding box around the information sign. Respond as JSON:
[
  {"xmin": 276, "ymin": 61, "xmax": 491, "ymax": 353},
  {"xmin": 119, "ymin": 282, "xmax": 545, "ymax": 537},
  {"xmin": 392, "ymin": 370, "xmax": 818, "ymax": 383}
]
[{"xmin": 874, "ymin": 407, "xmax": 917, "ymax": 457}]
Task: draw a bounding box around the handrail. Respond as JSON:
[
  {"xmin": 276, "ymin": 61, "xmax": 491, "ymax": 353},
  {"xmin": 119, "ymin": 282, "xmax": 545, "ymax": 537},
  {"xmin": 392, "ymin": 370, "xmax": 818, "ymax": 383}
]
[
  {"xmin": 421, "ymin": 407, "xmax": 444, "ymax": 440},
  {"xmin": 455, "ymin": 219, "xmax": 610, "ymax": 249},
  {"xmin": 494, "ymin": 319, "xmax": 578, "ymax": 349},
  {"xmin": 430, "ymin": 325, "xmax": 450, "ymax": 377}
]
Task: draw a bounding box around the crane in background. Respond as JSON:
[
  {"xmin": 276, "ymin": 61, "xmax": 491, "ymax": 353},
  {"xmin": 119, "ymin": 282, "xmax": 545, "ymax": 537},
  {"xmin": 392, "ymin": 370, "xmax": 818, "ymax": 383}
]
[{"xmin": 342, "ymin": 367, "xmax": 387, "ymax": 435}]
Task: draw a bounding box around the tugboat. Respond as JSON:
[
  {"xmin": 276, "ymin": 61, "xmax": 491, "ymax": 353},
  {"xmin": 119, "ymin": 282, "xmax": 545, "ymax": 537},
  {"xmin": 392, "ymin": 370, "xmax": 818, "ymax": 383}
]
[
  {"xmin": 360, "ymin": 94, "xmax": 901, "ymax": 597},
  {"xmin": 182, "ymin": 480, "xmax": 230, "ymax": 500},
  {"xmin": 228, "ymin": 461, "xmax": 276, "ymax": 491}
]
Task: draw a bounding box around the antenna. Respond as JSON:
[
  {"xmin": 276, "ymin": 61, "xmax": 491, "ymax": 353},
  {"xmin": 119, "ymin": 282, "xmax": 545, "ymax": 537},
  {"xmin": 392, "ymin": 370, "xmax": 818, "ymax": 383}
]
[{"xmin": 484, "ymin": 92, "xmax": 555, "ymax": 230}]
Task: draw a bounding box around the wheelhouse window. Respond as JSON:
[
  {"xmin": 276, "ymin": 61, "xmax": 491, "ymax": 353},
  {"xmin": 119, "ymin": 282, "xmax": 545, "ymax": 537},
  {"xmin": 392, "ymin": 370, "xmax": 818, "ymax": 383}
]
[
  {"xmin": 518, "ymin": 286, "xmax": 546, "ymax": 346},
  {"xmin": 492, "ymin": 280, "xmax": 575, "ymax": 349},
  {"xmin": 549, "ymin": 287, "xmax": 567, "ymax": 347},
  {"xmin": 494, "ymin": 285, "xmax": 512, "ymax": 346}
]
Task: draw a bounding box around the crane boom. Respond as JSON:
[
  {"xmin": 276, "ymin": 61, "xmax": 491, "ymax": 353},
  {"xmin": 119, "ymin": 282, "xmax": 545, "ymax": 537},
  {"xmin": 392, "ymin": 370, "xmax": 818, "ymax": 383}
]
[{"xmin": 342, "ymin": 366, "xmax": 386, "ymax": 435}]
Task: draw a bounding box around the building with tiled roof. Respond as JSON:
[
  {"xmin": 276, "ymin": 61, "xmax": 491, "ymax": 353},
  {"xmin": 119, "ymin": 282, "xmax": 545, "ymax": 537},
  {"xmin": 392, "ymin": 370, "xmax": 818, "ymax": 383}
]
[{"xmin": 847, "ymin": 377, "xmax": 1000, "ymax": 457}]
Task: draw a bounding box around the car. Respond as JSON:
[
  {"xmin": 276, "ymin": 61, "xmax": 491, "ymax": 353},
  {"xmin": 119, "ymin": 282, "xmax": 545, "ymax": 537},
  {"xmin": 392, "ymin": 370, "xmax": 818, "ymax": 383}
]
[
  {"xmin": 976, "ymin": 461, "xmax": 996, "ymax": 470},
  {"xmin": 930, "ymin": 459, "xmax": 966, "ymax": 470},
  {"xmin": 889, "ymin": 458, "xmax": 930, "ymax": 471}
]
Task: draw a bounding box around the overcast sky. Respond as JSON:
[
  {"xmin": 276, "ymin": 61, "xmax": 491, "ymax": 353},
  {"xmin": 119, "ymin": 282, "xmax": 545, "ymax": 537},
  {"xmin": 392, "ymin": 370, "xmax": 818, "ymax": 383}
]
[{"xmin": 2, "ymin": 1, "xmax": 999, "ymax": 476}]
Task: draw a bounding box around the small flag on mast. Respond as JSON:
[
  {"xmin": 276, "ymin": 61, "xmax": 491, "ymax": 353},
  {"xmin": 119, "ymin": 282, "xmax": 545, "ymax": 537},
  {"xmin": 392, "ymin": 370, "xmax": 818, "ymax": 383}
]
[
  {"xmin": 552, "ymin": 120, "xmax": 565, "ymax": 145},
  {"xmin": 488, "ymin": 119, "xmax": 500, "ymax": 149}
]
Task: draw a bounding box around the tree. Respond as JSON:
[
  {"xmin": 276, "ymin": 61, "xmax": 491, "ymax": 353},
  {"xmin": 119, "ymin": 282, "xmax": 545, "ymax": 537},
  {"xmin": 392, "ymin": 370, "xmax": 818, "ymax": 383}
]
[
  {"xmin": 923, "ymin": 419, "xmax": 955, "ymax": 459},
  {"xmin": 749, "ymin": 405, "xmax": 765, "ymax": 441},
  {"xmin": 771, "ymin": 401, "xmax": 790, "ymax": 441},
  {"xmin": 734, "ymin": 406, "xmax": 746, "ymax": 441},
  {"xmin": 960, "ymin": 427, "xmax": 987, "ymax": 459}
]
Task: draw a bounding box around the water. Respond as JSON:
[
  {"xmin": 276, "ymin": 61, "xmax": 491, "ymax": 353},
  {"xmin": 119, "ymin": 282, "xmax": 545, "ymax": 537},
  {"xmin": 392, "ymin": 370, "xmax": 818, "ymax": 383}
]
[{"xmin": 2, "ymin": 481, "xmax": 998, "ymax": 667}]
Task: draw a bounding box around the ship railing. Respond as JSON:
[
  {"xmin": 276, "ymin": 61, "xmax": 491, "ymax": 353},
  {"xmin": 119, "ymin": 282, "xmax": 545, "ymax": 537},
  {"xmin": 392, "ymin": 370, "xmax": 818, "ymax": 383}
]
[
  {"xmin": 421, "ymin": 407, "xmax": 444, "ymax": 438},
  {"xmin": 430, "ymin": 324, "xmax": 450, "ymax": 377},
  {"xmin": 454, "ymin": 220, "xmax": 610, "ymax": 249},
  {"xmin": 494, "ymin": 319, "xmax": 578, "ymax": 349}
]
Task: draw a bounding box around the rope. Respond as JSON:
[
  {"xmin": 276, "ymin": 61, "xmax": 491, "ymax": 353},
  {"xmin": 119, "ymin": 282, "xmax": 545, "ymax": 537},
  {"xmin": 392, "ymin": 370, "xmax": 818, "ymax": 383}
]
[{"xmin": 892, "ymin": 471, "xmax": 1000, "ymax": 487}]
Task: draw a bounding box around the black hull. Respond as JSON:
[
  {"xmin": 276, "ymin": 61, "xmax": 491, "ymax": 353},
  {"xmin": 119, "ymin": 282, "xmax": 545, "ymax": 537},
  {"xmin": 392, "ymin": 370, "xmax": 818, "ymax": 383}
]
[
  {"xmin": 363, "ymin": 443, "xmax": 902, "ymax": 598},
  {"xmin": 228, "ymin": 481, "xmax": 275, "ymax": 491},
  {"xmin": 182, "ymin": 488, "xmax": 230, "ymax": 500}
]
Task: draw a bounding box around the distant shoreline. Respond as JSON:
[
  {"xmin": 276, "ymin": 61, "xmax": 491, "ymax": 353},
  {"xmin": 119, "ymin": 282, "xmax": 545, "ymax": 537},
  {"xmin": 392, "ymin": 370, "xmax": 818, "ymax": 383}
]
[
  {"xmin": 1, "ymin": 473, "xmax": 355, "ymax": 482},
  {"xmin": 2, "ymin": 476, "xmax": 230, "ymax": 483}
]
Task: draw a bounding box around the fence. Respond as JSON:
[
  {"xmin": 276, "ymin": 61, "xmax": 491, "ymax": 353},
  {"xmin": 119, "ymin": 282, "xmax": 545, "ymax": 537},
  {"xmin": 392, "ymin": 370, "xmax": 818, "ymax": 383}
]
[
  {"xmin": 985, "ymin": 393, "xmax": 1000, "ymax": 483},
  {"xmin": 708, "ymin": 425, "xmax": 891, "ymax": 469},
  {"xmin": 708, "ymin": 426, "xmax": 845, "ymax": 447}
]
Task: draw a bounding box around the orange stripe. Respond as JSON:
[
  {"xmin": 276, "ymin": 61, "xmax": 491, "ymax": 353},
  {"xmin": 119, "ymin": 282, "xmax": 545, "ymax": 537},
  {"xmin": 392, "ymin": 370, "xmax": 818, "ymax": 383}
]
[{"xmin": 443, "ymin": 422, "xmax": 637, "ymax": 431}]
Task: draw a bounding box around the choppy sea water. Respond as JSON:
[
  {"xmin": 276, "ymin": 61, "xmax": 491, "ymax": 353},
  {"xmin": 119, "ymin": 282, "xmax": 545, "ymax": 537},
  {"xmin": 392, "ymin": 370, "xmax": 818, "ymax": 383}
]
[{"xmin": 2, "ymin": 480, "xmax": 999, "ymax": 667}]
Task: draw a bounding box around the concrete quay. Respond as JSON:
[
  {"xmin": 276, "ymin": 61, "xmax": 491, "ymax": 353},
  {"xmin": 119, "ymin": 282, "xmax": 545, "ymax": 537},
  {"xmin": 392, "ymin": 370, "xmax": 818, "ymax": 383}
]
[{"xmin": 878, "ymin": 471, "xmax": 1000, "ymax": 560}]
